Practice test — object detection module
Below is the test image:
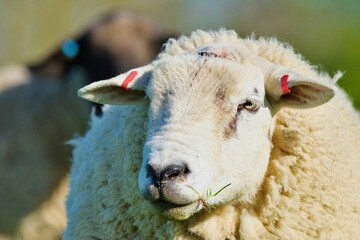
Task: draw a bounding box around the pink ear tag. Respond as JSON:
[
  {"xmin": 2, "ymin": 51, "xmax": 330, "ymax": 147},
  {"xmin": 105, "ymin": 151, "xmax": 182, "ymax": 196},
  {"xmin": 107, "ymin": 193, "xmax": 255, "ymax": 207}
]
[
  {"xmin": 280, "ymin": 75, "xmax": 291, "ymax": 94},
  {"xmin": 121, "ymin": 71, "xmax": 138, "ymax": 89}
]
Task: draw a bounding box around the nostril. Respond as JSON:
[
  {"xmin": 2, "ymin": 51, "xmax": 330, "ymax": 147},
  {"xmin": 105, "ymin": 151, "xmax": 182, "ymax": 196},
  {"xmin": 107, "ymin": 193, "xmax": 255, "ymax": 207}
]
[
  {"xmin": 147, "ymin": 164, "xmax": 159, "ymax": 180},
  {"xmin": 147, "ymin": 163, "xmax": 190, "ymax": 185},
  {"xmin": 163, "ymin": 167, "xmax": 182, "ymax": 180},
  {"xmin": 160, "ymin": 164, "xmax": 189, "ymax": 182}
]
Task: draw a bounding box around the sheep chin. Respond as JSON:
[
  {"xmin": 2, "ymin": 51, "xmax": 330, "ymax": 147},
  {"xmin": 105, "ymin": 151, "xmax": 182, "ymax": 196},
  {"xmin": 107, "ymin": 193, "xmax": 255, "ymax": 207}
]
[{"xmin": 153, "ymin": 200, "xmax": 203, "ymax": 220}]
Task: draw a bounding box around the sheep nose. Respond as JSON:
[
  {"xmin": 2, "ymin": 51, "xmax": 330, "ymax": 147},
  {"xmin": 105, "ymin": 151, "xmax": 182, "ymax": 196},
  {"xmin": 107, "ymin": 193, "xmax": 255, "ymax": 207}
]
[
  {"xmin": 148, "ymin": 164, "xmax": 189, "ymax": 184},
  {"xmin": 161, "ymin": 164, "xmax": 189, "ymax": 182}
]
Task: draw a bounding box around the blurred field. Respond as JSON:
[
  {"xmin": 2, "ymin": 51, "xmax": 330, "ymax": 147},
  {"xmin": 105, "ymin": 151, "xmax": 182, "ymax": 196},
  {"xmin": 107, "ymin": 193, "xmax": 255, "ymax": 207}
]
[{"xmin": 1, "ymin": 0, "xmax": 359, "ymax": 108}]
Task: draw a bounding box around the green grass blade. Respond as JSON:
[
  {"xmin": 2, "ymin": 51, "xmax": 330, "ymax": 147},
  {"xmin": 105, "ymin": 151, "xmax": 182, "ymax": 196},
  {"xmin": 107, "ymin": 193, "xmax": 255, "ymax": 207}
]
[{"xmin": 213, "ymin": 183, "xmax": 231, "ymax": 197}]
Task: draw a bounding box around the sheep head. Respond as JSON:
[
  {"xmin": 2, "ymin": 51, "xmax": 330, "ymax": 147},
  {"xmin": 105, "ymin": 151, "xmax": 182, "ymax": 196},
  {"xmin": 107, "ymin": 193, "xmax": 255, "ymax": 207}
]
[{"xmin": 78, "ymin": 41, "xmax": 335, "ymax": 220}]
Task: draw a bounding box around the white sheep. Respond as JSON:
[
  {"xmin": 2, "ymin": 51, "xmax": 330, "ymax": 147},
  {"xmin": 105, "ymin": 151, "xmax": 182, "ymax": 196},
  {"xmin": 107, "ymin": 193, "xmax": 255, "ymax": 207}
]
[{"xmin": 65, "ymin": 29, "xmax": 360, "ymax": 240}]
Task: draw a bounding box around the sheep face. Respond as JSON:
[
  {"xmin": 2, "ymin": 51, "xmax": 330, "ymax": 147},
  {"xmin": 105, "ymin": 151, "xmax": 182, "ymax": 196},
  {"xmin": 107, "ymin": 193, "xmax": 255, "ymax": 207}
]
[
  {"xmin": 78, "ymin": 40, "xmax": 334, "ymax": 221},
  {"xmin": 138, "ymin": 53, "xmax": 272, "ymax": 220}
]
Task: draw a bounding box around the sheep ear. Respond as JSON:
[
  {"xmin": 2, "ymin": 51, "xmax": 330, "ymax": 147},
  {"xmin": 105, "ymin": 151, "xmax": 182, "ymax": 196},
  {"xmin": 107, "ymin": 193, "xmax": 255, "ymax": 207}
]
[
  {"xmin": 265, "ymin": 66, "xmax": 335, "ymax": 111},
  {"xmin": 78, "ymin": 65, "xmax": 153, "ymax": 105}
]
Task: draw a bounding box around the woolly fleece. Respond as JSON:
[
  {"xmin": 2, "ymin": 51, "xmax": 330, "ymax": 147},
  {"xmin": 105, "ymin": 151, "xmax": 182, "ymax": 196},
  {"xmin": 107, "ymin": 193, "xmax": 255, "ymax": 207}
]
[{"xmin": 65, "ymin": 30, "xmax": 360, "ymax": 239}]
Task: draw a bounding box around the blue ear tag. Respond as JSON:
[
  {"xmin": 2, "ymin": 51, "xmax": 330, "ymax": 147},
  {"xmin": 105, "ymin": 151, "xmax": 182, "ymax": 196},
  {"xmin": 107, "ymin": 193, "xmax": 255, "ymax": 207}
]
[{"xmin": 62, "ymin": 39, "xmax": 79, "ymax": 59}]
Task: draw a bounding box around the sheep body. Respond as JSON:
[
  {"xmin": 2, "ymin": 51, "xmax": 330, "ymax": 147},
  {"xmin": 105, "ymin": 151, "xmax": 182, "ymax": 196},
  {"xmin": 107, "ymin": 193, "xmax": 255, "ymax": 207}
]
[
  {"xmin": 65, "ymin": 29, "xmax": 360, "ymax": 239},
  {"xmin": 0, "ymin": 70, "xmax": 88, "ymax": 240}
]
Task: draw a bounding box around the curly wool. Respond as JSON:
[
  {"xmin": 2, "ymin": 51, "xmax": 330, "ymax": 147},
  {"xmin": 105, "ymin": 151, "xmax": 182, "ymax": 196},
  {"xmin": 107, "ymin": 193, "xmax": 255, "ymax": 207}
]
[{"xmin": 65, "ymin": 29, "xmax": 360, "ymax": 239}]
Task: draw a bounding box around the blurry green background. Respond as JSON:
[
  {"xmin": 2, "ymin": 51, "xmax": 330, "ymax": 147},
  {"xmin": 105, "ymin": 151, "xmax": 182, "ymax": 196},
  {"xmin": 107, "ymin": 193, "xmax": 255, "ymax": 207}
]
[{"xmin": 0, "ymin": 0, "xmax": 359, "ymax": 108}]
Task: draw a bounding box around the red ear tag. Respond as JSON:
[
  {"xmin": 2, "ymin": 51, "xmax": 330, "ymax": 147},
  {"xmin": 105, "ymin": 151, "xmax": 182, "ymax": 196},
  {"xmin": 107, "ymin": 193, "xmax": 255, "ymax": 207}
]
[
  {"xmin": 121, "ymin": 71, "xmax": 138, "ymax": 89},
  {"xmin": 280, "ymin": 75, "xmax": 291, "ymax": 94}
]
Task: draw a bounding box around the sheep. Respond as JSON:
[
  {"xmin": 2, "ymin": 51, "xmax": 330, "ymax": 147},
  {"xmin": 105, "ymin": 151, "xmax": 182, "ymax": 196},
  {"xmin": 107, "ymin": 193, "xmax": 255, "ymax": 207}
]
[
  {"xmin": 65, "ymin": 29, "xmax": 360, "ymax": 239},
  {"xmin": 0, "ymin": 70, "xmax": 89, "ymax": 240},
  {"xmin": 0, "ymin": 11, "xmax": 171, "ymax": 240}
]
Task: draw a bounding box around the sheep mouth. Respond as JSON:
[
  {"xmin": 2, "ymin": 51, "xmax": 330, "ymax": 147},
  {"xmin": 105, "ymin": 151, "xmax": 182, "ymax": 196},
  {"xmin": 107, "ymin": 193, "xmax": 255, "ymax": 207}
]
[{"xmin": 152, "ymin": 200, "xmax": 203, "ymax": 220}]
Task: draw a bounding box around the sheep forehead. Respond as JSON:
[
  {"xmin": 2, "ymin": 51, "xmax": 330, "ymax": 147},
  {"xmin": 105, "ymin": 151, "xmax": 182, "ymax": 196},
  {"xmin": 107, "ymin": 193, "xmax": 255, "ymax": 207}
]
[
  {"xmin": 151, "ymin": 51, "xmax": 263, "ymax": 92},
  {"xmin": 148, "ymin": 54, "xmax": 264, "ymax": 123}
]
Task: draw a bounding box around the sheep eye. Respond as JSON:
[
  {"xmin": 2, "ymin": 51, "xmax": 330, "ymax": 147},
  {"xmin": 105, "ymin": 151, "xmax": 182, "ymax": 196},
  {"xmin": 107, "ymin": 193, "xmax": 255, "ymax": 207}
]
[
  {"xmin": 199, "ymin": 51, "xmax": 209, "ymax": 57},
  {"xmin": 198, "ymin": 51, "xmax": 218, "ymax": 58},
  {"xmin": 237, "ymin": 100, "xmax": 259, "ymax": 113}
]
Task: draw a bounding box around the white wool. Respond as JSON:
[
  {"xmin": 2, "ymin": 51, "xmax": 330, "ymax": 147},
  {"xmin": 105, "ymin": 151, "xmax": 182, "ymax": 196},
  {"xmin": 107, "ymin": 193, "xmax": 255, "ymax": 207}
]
[{"xmin": 65, "ymin": 29, "xmax": 360, "ymax": 239}]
